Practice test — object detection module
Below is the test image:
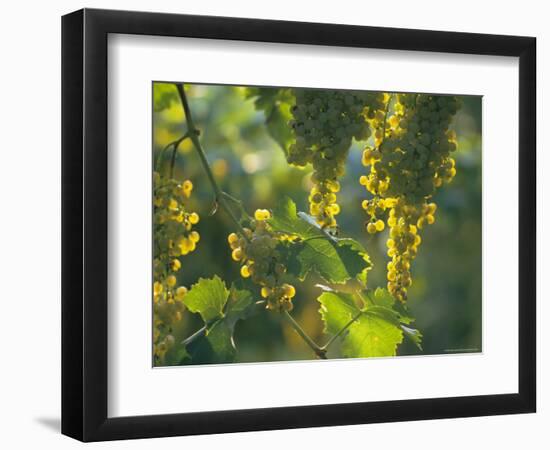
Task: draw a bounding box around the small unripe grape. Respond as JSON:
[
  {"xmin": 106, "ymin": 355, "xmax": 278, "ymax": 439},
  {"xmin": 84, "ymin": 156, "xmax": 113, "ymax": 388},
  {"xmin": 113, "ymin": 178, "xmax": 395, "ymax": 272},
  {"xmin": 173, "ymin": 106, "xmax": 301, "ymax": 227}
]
[
  {"xmin": 166, "ymin": 275, "xmax": 177, "ymax": 287},
  {"xmin": 311, "ymin": 192, "xmax": 323, "ymax": 203},
  {"xmin": 168, "ymin": 198, "xmax": 178, "ymax": 211},
  {"xmin": 182, "ymin": 180, "xmax": 193, "ymax": 197},
  {"xmin": 232, "ymin": 247, "xmax": 243, "ymax": 261},
  {"xmin": 188, "ymin": 212, "xmax": 200, "ymax": 224},
  {"xmin": 154, "ymin": 282, "xmax": 163, "ymax": 295},
  {"xmin": 254, "ymin": 209, "xmax": 271, "ymax": 221},
  {"xmin": 175, "ymin": 286, "xmax": 187, "ymax": 301},
  {"xmin": 170, "ymin": 259, "xmax": 181, "ymax": 271},
  {"xmin": 367, "ymin": 222, "xmax": 377, "ymax": 234},
  {"xmin": 282, "ymin": 284, "xmax": 296, "ymax": 298},
  {"xmin": 240, "ymin": 265, "xmax": 250, "ymax": 278}
]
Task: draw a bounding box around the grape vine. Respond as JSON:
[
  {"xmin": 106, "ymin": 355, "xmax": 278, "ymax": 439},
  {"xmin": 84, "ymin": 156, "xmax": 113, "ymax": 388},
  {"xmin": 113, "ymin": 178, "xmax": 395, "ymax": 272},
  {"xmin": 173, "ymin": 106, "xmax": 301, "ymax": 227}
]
[{"xmin": 152, "ymin": 83, "xmax": 464, "ymax": 365}]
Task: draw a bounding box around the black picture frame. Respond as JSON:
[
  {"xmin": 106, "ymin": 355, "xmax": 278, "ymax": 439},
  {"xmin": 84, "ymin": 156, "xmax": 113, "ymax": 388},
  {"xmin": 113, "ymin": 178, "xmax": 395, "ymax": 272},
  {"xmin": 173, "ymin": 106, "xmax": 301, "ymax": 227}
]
[{"xmin": 62, "ymin": 8, "xmax": 536, "ymax": 442}]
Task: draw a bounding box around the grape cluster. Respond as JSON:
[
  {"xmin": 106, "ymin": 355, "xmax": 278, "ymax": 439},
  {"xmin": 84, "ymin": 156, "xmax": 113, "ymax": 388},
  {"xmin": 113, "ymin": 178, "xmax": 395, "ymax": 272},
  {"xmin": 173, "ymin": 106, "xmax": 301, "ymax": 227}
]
[
  {"xmin": 359, "ymin": 93, "xmax": 461, "ymax": 302},
  {"xmin": 228, "ymin": 209, "xmax": 296, "ymax": 312},
  {"xmin": 287, "ymin": 89, "xmax": 384, "ymax": 228},
  {"xmin": 153, "ymin": 171, "xmax": 200, "ymax": 362},
  {"xmin": 384, "ymin": 199, "xmax": 436, "ymax": 302}
]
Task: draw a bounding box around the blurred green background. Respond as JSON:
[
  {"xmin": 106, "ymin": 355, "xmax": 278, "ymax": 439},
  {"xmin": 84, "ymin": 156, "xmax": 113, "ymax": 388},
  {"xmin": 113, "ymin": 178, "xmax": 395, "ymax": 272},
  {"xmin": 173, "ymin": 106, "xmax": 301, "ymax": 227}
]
[{"xmin": 153, "ymin": 83, "xmax": 482, "ymax": 362}]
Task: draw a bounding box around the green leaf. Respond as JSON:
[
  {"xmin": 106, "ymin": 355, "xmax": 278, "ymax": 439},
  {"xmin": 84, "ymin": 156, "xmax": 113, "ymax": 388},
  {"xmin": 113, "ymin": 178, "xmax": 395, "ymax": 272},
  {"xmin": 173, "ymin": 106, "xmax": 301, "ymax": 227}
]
[
  {"xmin": 264, "ymin": 102, "xmax": 294, "ymax": 153},
  {"xmin": 183, "ymin": 276, "xmax": 229, "ymax": 323},
  {"xmin": 393, "ymin": 302, "xmax": 415, "ymax": 325},
  {"xmin": 342, "ymin": 313, "xmax": 404, "ymax": 358},
  {"xmin": 164, "ymin": 345, "xmax": 191, "ymax": 366},
  {"xmin": 225, "ymin": 285, "xmax": 255, "ymax": 326},
  {"xmin": 205, "ymin": 322, "xmax": 237, "ymax": 361},
  {"xmin": 268, "ymin": 196, "xmax": 324, "ymax": 239},
  {"xmin": 288, "ymin": 241, "xmax": 367, "ymax": 284},
  {"xmin": 364, "ymin": 290, "xmax": 422, "ymax": 349},
  {"xmin": 269, "ymin": 198, "xmax": 371, "ymax": 284},
  {"xmin": 187, "ymin": 321, "xmax": 236, "ymax": 364},
  {"xmin": 243, "ymin": 87, "xmax": 295, "ymax": 153},
  {"xmin": 333, "ymin": 239, "xmax": 372, "ymax": 281},
  {"xmin": 356, "ymin": 268, "xmax": 369, "ymax": 287},
  {"xmin": 153, "ymin": 82, "xmax": 179, "ymax": 112},
  {"xmin": 184, "ymin": 283, "xmax": 255, "ymax": 364},
  {"xmin": 365, "ymin": 288, "xmax": 415, "ymax": 325},
  {"xmin": 364, "ymin": 288, "xmax": 422, "ymax": 349},
  {"xmin": 317, "ymin": 290, "xmax": 404, "ymax": 358},
  {"xmin": 370, "ymin": 287, "xmax": 395, "ymax": 308},
  {"xmin": 401, "ymin": 325, "xmax": 423, "ymax": 350},
  {"xmin": 318, "ymin": 291, "xmax": 358, "ymax": 335},
  {"xmin": 366, "ymin": 305, "xmax": 402, "ymax": 326}
]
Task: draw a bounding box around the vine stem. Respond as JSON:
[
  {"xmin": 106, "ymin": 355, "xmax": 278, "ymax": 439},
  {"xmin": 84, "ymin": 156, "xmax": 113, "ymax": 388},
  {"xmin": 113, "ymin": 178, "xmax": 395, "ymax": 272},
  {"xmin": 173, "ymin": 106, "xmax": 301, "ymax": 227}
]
[
  {"xmin": 174, "ymin": 83, "xmax": 249, "ymax": 239},
  {"xmin": 282, "ymin": 311, "xmax": 327, "ymax": 359},
  {"xmin": 155, "ymin": 135, "xmax": 189, "ymax": 173},
  {"xmin": 181, "ymin": 325, "xmax": 206, "ymax": 347},
  {"xmin": 181, "ymin": 300, "xmax": 267, "ymax": 346}
]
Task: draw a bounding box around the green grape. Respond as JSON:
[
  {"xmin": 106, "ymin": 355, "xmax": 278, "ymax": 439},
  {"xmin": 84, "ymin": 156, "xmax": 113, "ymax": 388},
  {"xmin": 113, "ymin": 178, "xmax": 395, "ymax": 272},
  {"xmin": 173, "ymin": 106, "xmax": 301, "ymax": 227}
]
[
  {"xmin": 153, "ymin": 171, "xmax": 200, "ymax": 363},
  {"xmin": 287, "ymin": 89, "xmax": 385, "ymax": 228},
  {"xmin": 359, "ymin": 93, "xmax": 461, "ymax": 302},
  {"xmin": 228, "ymin": 209, "xmax": 296, "ymax": 312}
]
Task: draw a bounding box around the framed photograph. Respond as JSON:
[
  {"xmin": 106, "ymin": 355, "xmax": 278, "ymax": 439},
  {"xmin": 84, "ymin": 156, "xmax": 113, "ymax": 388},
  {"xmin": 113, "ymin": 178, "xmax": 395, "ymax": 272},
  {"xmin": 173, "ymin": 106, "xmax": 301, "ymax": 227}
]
[{"xmin": 62, "ymin": 8, "xmax": 536, "ymax": 442}]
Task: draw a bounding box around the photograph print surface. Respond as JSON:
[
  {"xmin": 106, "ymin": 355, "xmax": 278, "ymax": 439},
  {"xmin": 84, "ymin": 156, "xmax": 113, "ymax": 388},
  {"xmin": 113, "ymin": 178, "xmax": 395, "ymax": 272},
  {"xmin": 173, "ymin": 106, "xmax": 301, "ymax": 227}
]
[{"xmin": 152, "ymin": 82, "xmax": 482, "ymax": 367}]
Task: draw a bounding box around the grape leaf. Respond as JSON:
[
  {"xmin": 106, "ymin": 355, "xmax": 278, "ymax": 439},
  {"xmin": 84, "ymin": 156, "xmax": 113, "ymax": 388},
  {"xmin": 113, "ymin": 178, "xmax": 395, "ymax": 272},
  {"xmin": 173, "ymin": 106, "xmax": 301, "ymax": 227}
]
[
  {"xmin": 184, "ymin": 280, "xmax": 254, "ymax": 364},
  {"xmin": 269, "ymin": 197, "xmax": 371, "ymax": 284},
  {"xmin": 401, "ymin": 325, "xmax": 423, "ymax": 350},
  {"xmin": 369, "ymin": 287, "xmax": 395, "ymax": 308},
  {"xmin": 186, "ymin": 321, "xmax": 236, "ymax": 364},
  {"xmin": 268, "ymin": 196, "xmax": 324, "ymax": 239},
  {"xmin": 153, "ymin": 82, "xmax": 179, "ymax": 112},
  {"xmin": 183, "ymin": 276, "xmax": 229, "ymax": 323},
  {"xmin": 317, "ymin": 290, "xmax": 411, "ymax": 358},
  {"xmin": 393, "ymin": 301, "xmax": 415, "ymax": 325},
  {"xmin": 225, "ymin": 285, "xmax": 255, "ymax": 326},
  {"xmin": 243, "ymin": 87, "xmax": 294, "ymax": 153},
  {"xmin": 283, "ymin": 241, "xmax": 368, "ymax": 284},
  {"xmin": 163, "ymin": 345, "xmax": 191, "ymax": 366},
  {"xmin": 318, "ymin": 291, "xmax": 358, "ymax": 335},
  {"xmin": 365, "ymin": 287, "xmax": 415, "ymax": 325},
  {"xmin": 342, "ymin": 313, "xmax": 404, "ymax": 358},
  {"xmin": 364, "ymin": 289, "xmax": 421, "ymax": 349}
]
